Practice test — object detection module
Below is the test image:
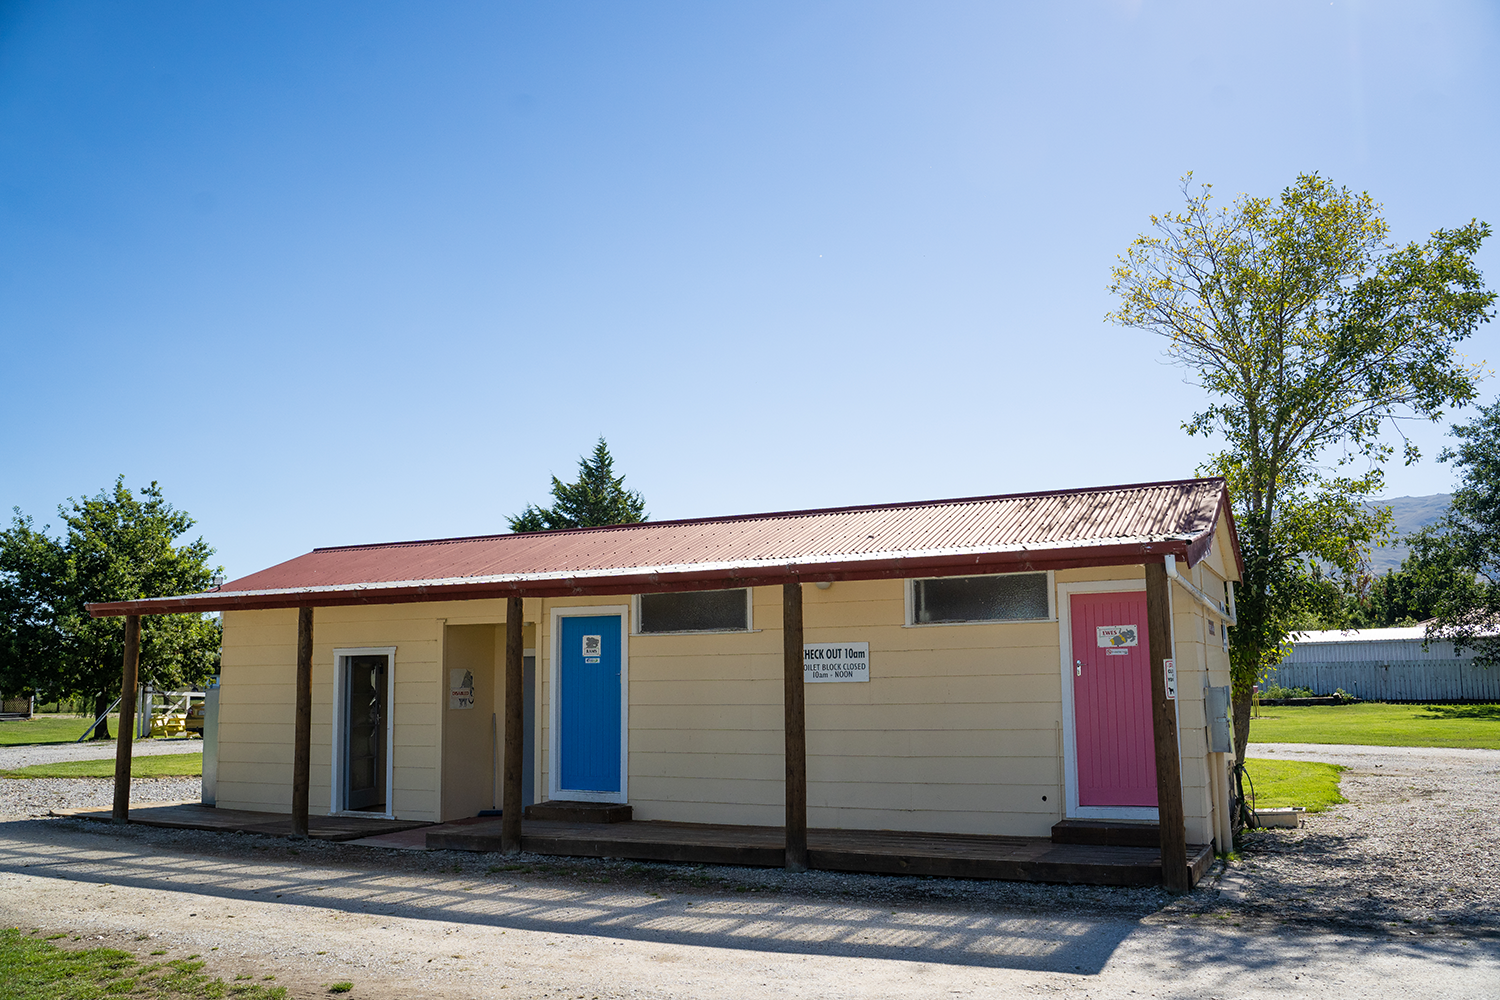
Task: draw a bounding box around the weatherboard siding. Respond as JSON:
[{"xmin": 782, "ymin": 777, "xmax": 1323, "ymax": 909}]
[
  {"xmin": 1176, "ymin": 552, "xmax": 1230, "ymax": 847},
  {"xmin": 217, "ymin": 605, "xmax": 446, "ymax": 822},
  {"xmin": 216, "ymin": 608, "xmax": 299, "ymax": 812},
  {"xmin": 214, "ymin": 559, "xmax": 1228, "ymax": 843},
  {"xmin": 533, "ymin": 570, "xmax": 1220, "ymax": 840}
]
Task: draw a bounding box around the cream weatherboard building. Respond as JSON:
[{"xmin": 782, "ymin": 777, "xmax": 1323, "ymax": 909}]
[{"xmin": 93, "ymin": 478, "xmax": 1243, "ymax": 888}]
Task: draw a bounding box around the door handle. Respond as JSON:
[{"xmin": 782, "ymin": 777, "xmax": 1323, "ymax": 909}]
[{"xmin": 1075, "ymin": 660, "xmax": 1082, "ymax": 677}]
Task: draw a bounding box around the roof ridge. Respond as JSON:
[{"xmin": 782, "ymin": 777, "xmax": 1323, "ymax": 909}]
[{"xmin": 310, "ymin": 477, "xmax": 1226, "ymax": 554}]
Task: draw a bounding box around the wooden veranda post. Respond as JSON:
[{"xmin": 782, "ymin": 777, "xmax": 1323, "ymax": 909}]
[
  {"xmin": 110, "ymin": 614, "xmax": 141, "ymax": 824},
  {"xmin": 292, "ymin": 607, "xmax": 314, "ymax": 838},
  {"xmin": 782, "ymin": 581, "xmax": 808, "ymax": 871},
  {"xmin": 1146, "ymin": 560, "xmax": 1189, "ymax": 893},
  {"xmin": 502, "ymin": 595, "xmax": 524, "ymax": 854}
]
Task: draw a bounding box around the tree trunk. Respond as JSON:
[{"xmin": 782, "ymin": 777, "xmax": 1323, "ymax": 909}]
[
  {"xmin": 1232, "ymin": 688, "xmax": 1253, "ymax": 766},
  {"xmin": 92, "ymin": 692, "xmax": 113, "ymax": 740}
]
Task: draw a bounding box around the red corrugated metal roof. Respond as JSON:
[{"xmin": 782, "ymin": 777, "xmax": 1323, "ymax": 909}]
[{"xmin": 88, "ymin": 478, "xmax": 1241, "ymax": 616}]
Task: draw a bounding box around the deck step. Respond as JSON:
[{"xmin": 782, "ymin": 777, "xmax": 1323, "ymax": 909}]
[
  {"xmin": 425, "ymin": 819, "xmax": 1214, "ymax": 888},
  {"xmin": 523, "ymin": 800, "xmax": 634, "ymax": 824},
  {"xmin": 1051, "ymin": 819, "xmax": 1160, "ymax": 848}
]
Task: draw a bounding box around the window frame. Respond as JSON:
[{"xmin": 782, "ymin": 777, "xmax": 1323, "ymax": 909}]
[
  {"xmin": 631, "ymin": 587, "xmax": 756, "ymax": 636},
  {"xmin": 904, "ymin": 571, "xmax": 1056, "ymax": 627}
]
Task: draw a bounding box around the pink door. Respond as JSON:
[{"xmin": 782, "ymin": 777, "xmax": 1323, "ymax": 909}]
[{"xmin": 1071, "ymin": 592, "xmax": 1157, "ymax": 807}]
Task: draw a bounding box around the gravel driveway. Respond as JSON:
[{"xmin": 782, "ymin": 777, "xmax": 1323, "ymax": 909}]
[
  {"xmin": 1, "ymin": 818, "xmax": 1496, "ymax": 999},
  {"xmin": 0, "ymin": 738, "xmax": 203, "ymax": 818},
  {"xmin": 0, "ymin": 743, "xmax": 1495, "ymax": 998},
  {"xmin": 0, "ymin": 777, "xmax": 200, "ymax": 817},
  {"xmin": 2, "ymin": 742, "xmax": 1495, "ymax": 932},
  {"xmin": 1202, "ymin": 742, "xmax": 1500, "ymax": 931}
]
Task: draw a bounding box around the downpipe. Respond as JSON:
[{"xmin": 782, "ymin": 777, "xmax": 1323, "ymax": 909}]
[{"xmin": 1164, "ymin": 554, "xmax": 1237, "ymax": 626}]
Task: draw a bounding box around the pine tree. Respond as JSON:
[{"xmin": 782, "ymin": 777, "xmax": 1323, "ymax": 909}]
[{"xmin": 508, "ymin": 439, "xmax": 648, "ymax": 532}]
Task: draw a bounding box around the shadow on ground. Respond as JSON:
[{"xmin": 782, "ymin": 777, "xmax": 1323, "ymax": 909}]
[
  {"xmin": 1419, "ymin": 704, "xmax": 1500, "ymax": 722},
  {"xmin": 1, "ymin": 817, "xmax": 1495, "ymax": 982},
  {"xmin": 2, "ymin": 817, "xmax": 1145, "ymax": 974}
]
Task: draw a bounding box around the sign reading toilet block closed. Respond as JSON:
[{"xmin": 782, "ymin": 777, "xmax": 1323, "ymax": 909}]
[{"xmin": 803, "ymin": 642, "xmax": 870, "ymax": 683}]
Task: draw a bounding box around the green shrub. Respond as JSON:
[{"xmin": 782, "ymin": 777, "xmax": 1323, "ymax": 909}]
[{"xmin": 1259, "ymin": 682, "xmax": 1316, "ymax": 700}]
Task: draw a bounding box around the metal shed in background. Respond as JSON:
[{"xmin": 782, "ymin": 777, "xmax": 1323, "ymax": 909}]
[{"xmin": 1279, "ymin": 626, "xmax": 1500, "ymax": 702}]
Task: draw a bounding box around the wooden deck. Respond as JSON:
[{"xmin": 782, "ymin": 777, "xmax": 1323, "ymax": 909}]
[
  {"xmin": 55, "ymin": 803, "xmax": 1212, "ymax": 887},
  {"xmin": 429, "ymin": 818, "xmax": 1214, "ymax": 888},
  {"xmin": 54, "ymin": 802, "xmax": 430, "ymax": 842}
]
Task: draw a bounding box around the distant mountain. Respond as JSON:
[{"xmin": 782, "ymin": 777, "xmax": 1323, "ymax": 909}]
[{"xmin": 1365, "ymin": 494, "xmax": 1452, "ymax": 574}]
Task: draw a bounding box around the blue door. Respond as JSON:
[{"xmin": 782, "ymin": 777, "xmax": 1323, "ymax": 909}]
[{"xmin": 558, "ymin": 615, "xmax": 622, "ymax": 794}]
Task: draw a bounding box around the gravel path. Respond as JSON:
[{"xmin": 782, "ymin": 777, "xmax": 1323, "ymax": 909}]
[
  {"xmin": 0, "ymin": 738, "xmax": 202, "ymax": 770},
  {"xmin": 0, "ymin": 742, "xmax": 1493, "ymax": 935},
  {"xmin": 1193, "ymin": 742, "xmax": 1500, "ymax": 931},
  {"xmin": 1, "ymin": 818, "xmax": 1496, "ymax": 999},
  {"xmin": 0, "ymin": 777, "xmax": 199, "ymax": 817}
]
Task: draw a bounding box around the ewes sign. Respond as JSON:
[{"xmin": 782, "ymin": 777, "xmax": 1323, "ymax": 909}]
[
  {"xmin": 803, "ymin": 642, "xmax": 870, "ymax": 683},
  {"xmin": 1096, "ymin": 625, "xmax": 1139, "ymax": 648}
]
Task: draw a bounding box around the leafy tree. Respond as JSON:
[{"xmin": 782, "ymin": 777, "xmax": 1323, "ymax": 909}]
[
  {"xmin": 509, "ymin": 438, "xmax": 648, "ymax": 532},
  {"xmin": 1341, "ymin": 528, "xmax": 1488, "ymax": 629},
  {"xmin": 1281, "ymin": 565, "xmax": 1355, "ymax": 633},
  {"xmin": 0, "ymin": 478, "xmax": 222, "ymax": 738},
  {"xmin": 1109, "ymin": 173, "xmax": 1494, "ymax": 762},
  {"xmin": 0, "ymin": 517, "xmax": 67, "ymax": 701},
  {"xmin": 1423, "ymin": 397, "xmax": 1500, "ymax": 664}
]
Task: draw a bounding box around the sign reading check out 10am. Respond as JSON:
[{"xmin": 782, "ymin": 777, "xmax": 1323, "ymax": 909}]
[{"xmin": 804, "ymin": 642, "xmax": 870, "ymax": 683}]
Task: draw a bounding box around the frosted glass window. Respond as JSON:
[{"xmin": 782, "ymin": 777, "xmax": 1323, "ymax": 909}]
[
  {"xmin": 638, "ymin": 589, "xmax": 750, "ymax": 633},
  {"xmin": 913, "ymin": 574, "xmax": 1049, "ymax": 624}
]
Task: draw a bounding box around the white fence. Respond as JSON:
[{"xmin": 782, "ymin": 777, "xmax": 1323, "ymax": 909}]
[{"xmin": 1277, "ymin": 628, "xmax": 1500, "ymax": 702}]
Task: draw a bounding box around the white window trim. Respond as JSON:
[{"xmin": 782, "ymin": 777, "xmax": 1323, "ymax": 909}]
[
  {"xmin": 904, "ymin": 570, "xmax": 1056, "ymax": 627},
  {"xmin": 631, "ymin": 587, "xmax": 756, "ymax": 635},
  {"xmin": 329, "ymin": 646, "xmax": 397, "ymax": 820},
  {"xmin": 548, "ymin": 605, "xmax": 630, "ymax": 805},
  {"xmin": 1056, "ymin": 581, "xmax": 1163, "ymax": 822}
]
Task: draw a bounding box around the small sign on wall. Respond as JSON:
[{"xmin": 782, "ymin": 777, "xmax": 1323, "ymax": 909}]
[
  {"xmin": 804, "ymin": 642, "xmax": 870, "ymax": 683},
  {"xmin": 1164, "ymin": 659, "xmax": 1177, "ymax": 700},
  {"xmin": 449, "ymin": 668, "xmax": 475, "ymax": 710}
]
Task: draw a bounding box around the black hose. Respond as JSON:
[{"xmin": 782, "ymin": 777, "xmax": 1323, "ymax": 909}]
[{"xmin": 1231, "ymin": 756, "xmax": 1258, "ymax": 833}]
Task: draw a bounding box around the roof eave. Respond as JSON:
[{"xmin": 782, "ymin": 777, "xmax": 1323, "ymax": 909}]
[{"xmin": 88, "ymin": 538, "xmax": 1199, "ymax": 617}]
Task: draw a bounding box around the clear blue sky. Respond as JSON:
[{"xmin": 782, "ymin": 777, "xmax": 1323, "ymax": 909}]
[{"xmin": 2, "ymin": 1, "xmax": 1497, "ymax": 578}]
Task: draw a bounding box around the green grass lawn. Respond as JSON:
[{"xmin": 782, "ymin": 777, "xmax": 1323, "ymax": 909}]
[
  {"xmin": 1242, "ymin": 757, "xmax": 1347, "ymax": 812},
  {"xmin": 1249, "ymin": 701, "xmax": 1500, "ymax": 749},
  {"xmin": 0, "ymin": 714, "xmax": 200, "ymax": 749},
  {"xmin": 0, "ymin": 927, "xmax": 286, "ymax": 999},
  {"xmin": 0, "ymin": 714, "xmax": 121, "ymax": 746},
  {"xmin": 0, "ymin": 753, "xmax": 202, "ymax": 780}
]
